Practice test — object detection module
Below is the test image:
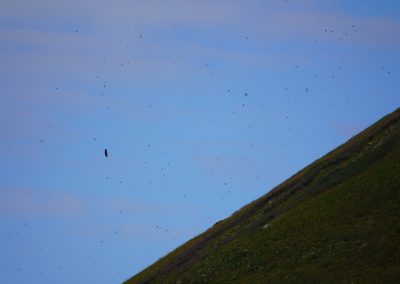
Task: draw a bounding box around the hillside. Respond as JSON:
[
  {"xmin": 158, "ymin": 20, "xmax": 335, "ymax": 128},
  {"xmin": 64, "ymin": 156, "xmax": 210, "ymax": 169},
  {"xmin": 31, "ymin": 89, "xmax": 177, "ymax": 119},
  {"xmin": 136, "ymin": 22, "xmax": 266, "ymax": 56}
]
[{"xmin": 124, "ymin": 108, "xmax": 400, "ymax": 284}]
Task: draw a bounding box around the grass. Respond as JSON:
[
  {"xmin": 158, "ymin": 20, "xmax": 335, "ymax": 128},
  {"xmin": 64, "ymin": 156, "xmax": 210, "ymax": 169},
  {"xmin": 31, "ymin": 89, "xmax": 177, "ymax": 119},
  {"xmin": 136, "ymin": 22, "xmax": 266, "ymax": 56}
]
[{"xmin": 124, "ymin": 107, "xmax": 400, "ymax": 284}]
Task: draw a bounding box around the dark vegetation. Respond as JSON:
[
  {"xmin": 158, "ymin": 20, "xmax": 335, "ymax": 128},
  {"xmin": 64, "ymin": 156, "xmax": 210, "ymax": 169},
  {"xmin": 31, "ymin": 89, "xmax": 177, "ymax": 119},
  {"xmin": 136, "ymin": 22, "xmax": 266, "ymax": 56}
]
[{"xmin": 125, "ymin": 108, "xmax": 400, "ymax": 283}]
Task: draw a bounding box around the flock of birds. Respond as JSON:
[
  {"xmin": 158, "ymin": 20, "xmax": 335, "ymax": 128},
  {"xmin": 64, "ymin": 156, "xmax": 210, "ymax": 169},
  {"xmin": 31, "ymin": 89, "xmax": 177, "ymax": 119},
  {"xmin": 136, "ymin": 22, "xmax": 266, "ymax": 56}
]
[
  {"xmin": 91, "ymin": 23, "xmax": 393, "ymax": 241},
  {"xmin": 3, "ymin": 1, "xmax": 396, "ymax": 282}
]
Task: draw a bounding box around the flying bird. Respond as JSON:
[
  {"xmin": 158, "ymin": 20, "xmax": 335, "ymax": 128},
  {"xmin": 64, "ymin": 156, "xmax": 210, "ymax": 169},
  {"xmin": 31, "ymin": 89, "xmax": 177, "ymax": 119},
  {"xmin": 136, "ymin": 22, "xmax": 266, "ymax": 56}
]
[{"xmin": 104, "ymin": 149, "xmax": 108, "ymax": 157}]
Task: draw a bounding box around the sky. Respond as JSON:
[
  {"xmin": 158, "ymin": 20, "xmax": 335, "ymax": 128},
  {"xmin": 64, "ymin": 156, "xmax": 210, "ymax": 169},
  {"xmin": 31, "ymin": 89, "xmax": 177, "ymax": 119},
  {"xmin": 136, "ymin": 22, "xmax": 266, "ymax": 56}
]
[{"xmin": 0, "ymin": 0, "xmax": 399, "ymax": 283}]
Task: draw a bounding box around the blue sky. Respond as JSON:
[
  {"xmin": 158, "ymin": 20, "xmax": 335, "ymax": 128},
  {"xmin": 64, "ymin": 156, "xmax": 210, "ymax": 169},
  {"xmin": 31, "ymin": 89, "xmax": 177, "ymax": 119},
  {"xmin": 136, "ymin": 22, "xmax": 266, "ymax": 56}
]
[{"xmin": 1, "ymin": 0, "xmax": 399, "ymax": 283}]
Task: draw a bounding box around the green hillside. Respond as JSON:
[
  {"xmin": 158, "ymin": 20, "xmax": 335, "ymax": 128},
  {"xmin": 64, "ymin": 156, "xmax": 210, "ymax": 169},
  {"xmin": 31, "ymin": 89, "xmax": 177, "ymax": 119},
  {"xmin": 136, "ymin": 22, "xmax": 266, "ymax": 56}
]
[{"xmin": 125, "ymin": 108, "xmax": 400, "ymax": 284}]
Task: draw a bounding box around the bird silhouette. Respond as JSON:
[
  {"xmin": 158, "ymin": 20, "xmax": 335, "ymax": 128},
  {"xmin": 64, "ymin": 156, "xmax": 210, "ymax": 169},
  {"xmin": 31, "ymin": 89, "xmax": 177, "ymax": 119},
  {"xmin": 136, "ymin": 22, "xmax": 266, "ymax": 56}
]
[{"xmin": 104, "ymin": 149, "xmax": 108, "ymax": 157}]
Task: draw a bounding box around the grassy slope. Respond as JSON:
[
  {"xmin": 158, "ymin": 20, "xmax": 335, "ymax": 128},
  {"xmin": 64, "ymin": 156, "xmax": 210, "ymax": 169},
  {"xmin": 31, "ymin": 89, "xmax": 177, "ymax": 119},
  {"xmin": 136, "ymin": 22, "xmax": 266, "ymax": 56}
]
[{"xmin": 125, "ymin": 108, "xmax": 400, "ymax": 284}]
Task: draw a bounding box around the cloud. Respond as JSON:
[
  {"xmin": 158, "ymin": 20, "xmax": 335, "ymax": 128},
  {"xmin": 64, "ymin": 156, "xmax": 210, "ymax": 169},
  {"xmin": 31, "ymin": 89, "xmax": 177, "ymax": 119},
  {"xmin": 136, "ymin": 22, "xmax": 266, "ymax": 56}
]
[
  {"xmin": 71, "ymin": 221, "xmax": 199, "ymax": 242},
  {"xmin": 195, "ymin": 152, "xmax": 248, "ymax": 176},
  {"xmin": 0, "ymin": 185, "xmax": 199, "ymax": 223},
  {"xmin": 2, "ymin": 1, "xmax": 400, "ymax": 52},
  {"xmin": 333, "ymin": 122, "xmax": 367, "ymax": 138},
  {"xmin": 2, "ymin": 0, "xmax": 399, "ymax": 94},
  {"xmin": 0, "ymin": 185, "xmax": 87, "ymax": 218},
  {"xmin": 0, "ymin": 0, "xmax": 240, "ymax": 29},
  {"xmin": 99, "ymin": 196, "xmax": 171, "ymax": 214}
]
